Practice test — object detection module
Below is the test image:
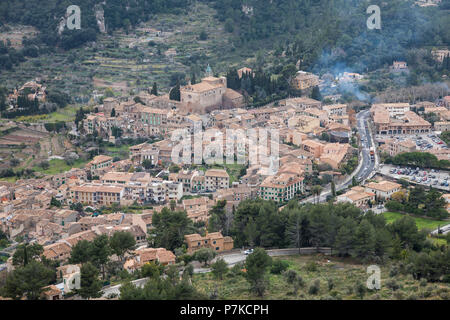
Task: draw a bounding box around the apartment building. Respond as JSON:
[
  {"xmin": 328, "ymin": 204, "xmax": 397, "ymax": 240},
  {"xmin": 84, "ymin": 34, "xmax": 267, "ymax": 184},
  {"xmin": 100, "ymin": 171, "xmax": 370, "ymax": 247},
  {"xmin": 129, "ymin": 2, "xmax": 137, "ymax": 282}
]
[
  {"xmin": 434, "ymin": 121, "xmax": 450, "ymax": 132},
  {"xmin": 70, "ymin": 184, "xmax": 124, "ymax": 206},
  {"xmin": 381, "ymin": 139, "xmax": 416, "ymax": 156},
  {"xmin": 319, "ymin": 143, "xmax": 351, "ymax": 169},
  {"xmin": 205, "ymin": 169, "xmax": 230, "ymax": 191},
  {"xmin": 260, "ymin": 173, "xmax": 304, "ymax": 203},
  {"xmin": 129, "ymin": 142, "xmax": 159, "ymax": 166},
  {"xmin": 283, "ymin": 97, "xmax": 322, "ymax": 110},
  {"xmin": 322, "ymin": 104, "xmax": 347, "ymax": 117},
  {"xmin": 86, "ymin": 155, "xmax": 113, "ymax": 175},
  {"xmin": 301, "ymin": 139, "xmax": 324, "ymax": 158}
]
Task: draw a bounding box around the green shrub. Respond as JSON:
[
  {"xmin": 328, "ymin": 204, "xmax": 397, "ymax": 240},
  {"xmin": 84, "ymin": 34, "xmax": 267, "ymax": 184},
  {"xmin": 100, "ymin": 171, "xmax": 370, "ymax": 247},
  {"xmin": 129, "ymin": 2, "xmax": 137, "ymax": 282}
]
[
  {"xmin": 389, "ymin": 265, "xmax": 399, "ymax": 277},
  {"xmin": 283, "ymin": 269, "xmax": 297, "ymax": 283},
  {"xmin": 419, "ymin": 279, "xmax": 427, "ymax": 287},
  {"xmin": 308, "ymin": 279, "xmax": 320, "ymax": 295},
  {"xmin": 270, "ymin": 259, "xmax": 289, "ymax": 274},
  {"xmin": 327, "ymin": 278, "xmax": 334, "ymax": 291},
  {"xmin": 305, "ymin": 261, "xmax": 318, "ymax": 272}
]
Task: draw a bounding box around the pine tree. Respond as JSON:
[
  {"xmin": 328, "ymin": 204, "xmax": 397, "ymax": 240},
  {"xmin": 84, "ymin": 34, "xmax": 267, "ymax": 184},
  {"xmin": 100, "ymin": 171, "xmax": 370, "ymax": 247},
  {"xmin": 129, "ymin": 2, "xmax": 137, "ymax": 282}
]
[
  {"xmin": 311, "ymin": 86, "xmax": 322, "ymax": 101},
  {"xmin": 169, "ymin": 80, "xmax": 180, "ymax": 101},
  {"xmin": 352, "ymin": 220, "xmax": 376, "ymax": 261},
  {"xmin": 334, "ymin": 220, "xmax": 356, "ymax": 256},
  {"xmin": 151, "ymin": 82, "xmax": 158, "ymax": 96},
  {"xmin": 78, "ymin": 262, "xmax": 103, "ymax": 299},
  {"xmin": 331, "ymin": 180, "xmax": 336, "ymax": 197}
]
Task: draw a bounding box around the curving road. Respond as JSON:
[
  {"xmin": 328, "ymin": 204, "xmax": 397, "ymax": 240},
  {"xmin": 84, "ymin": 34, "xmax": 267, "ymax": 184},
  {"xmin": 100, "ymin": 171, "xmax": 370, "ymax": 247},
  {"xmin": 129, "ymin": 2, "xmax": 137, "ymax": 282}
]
[{"xmin": 301, "ymin": 108, "xmax": 377, "ymax": 204}]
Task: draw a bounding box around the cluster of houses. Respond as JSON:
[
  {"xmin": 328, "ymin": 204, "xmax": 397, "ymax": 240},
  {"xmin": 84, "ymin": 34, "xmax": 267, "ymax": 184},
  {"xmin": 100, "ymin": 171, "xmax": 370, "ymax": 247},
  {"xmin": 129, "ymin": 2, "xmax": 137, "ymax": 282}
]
[
  {"xmin": 372, "ymin": 100, "xmax": 450, "ymax": 161},
  {"xmin": 337, "ymin": 180, "xmax": 402, "ymax": 209},
  {"xmin": 0, "ymin": 66, "xmax": 374, "ymax": 299}
]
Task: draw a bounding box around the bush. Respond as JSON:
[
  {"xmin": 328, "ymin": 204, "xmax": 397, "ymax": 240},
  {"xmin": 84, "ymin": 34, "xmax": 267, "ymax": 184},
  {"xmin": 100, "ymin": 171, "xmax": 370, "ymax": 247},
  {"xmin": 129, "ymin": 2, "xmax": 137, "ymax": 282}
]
[
  {"xmin": 270, "ymin": 259, "xmax": 289, "ymax": 274},
  {"xmin": 354, "ymin": 281, "xmax": 366, "ymax": 299},
  {"xmin": 231, "ymin": 262, "xmax": 245, "ymax": 276},
  {"xmin": 389, "ymin": 265, "xmax": 399, "ymax": 277},
  {"xmin": 305, "ymin": 261, "xmax": 318, "ymax": 272},
  {"xmin": 283, "ymin": 269, "xmax": 297, "ymax": 282},
  {"xmin": 385, "ymin": 200, "xmax": 404, "ymax": 212},
  {"xmin": 327, "ymin": 278, "xmax": 334, "ymax": 291},
  {"xmin": 386, "ymin": 279, "xmax": 401, "ymax": 291},
  {"xmin": 406, "ymin": 294, "xmax": 418, "ymax": 300},
  {"xmin": 308, "ymin": 279, "xmax": 320, "ymax": 295},
  {"xmin": 393, "ymin": 291, "xmax": 404, "ymax": 300},
  {"xmin": 296, "ymin": 275, "xmax": 305, "ymax": 288}
]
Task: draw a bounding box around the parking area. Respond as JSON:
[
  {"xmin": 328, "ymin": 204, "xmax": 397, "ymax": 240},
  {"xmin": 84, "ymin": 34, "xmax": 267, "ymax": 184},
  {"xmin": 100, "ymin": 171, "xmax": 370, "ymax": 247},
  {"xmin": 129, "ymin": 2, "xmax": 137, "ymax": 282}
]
[
  {"xmin": 413, "ymin": 133, "xmax": 448, "ymax": 151},
  {"xmin": 379, "ymin": 164, "xmax": 450, "ymax": 192},
  {"xmin": 375, "ymin": 132, "xmax": 448, "ymax": 151}
]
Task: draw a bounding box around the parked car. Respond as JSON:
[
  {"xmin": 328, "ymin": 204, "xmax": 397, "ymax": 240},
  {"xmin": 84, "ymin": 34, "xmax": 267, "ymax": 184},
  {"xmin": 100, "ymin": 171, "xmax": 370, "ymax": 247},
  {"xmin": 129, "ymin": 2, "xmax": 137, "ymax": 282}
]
[{"xmin": 244, "ymin": 249, "xmax": 254, "ymax": 255}]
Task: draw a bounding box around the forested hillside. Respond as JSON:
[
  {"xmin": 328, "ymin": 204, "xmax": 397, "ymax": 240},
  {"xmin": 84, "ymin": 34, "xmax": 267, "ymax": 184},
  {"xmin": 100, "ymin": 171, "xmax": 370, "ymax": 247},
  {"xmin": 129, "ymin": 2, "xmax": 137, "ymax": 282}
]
[
  {"xmin": 0, "ymin": 0, "xmax": 449, "ymax": 76},
  {"xmin": 0, "ymin": 0, "xmax": 187, "ymax": 48},
  {"xmin": 206, "ymin": 0, "xmax": 450, "ymax": 72}
]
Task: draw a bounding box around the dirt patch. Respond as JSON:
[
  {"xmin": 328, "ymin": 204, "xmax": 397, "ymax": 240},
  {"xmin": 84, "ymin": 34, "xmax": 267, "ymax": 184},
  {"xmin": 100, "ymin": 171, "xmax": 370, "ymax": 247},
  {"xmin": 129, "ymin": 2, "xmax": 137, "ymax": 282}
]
[{"xmin": 93, "ymin": 77, "xmax": 128, "ymax": 92}]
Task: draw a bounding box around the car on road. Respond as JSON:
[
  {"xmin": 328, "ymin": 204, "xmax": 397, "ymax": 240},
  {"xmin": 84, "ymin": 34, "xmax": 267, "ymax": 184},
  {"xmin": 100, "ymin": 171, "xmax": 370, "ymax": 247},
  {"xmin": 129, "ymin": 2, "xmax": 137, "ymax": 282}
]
[{"xmin": 244, "ymin": 249, "xmax": 254, "ymax": 255}]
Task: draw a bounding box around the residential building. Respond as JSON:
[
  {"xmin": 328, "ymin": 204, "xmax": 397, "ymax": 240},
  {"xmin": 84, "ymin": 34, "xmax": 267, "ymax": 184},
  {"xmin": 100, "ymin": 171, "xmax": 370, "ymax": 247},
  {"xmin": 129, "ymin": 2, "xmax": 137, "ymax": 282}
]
[
  {"xmin": 364, "ymin": 180, "xmax": 402, "ymax": 200},
  {"xmin": 205, "ymin": 169, "xmax": 229, "ymax": 191},
  {"xmin": 69, "ymin": 184, "xmax": 124, "ymax": 206},
  {"xmin": 337, "ymin": 186, "xmax": 375, "ymax": 208},
  {"xmin": 291, "ymin": 71, "xmax": 319, "ymax": 91},
  {"xmin": 86, "ymin": 155, "xmax": 113, "ymax": 175},
  {"xmin": 124, "ymin": 248, "xmax": 176, "ymax": 272},
  {"xmin": 260, "ymin": 173, "xmax": 304, "ymax": 203},
  {"xmin": 184, "ymin": 232, "xmax": 234, "ymax": 254}
]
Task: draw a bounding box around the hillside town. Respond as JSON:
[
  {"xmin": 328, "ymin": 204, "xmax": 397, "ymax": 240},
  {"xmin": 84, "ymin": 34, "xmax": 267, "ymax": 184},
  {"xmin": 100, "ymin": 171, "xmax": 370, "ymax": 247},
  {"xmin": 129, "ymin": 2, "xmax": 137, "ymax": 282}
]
[
  {"xmin": 0, "ymin": 0, "xmax": 449, "ymax": 305},
  {"xmin": 1, "ymin": 64, "xmax": 450, "ymax": 299}
]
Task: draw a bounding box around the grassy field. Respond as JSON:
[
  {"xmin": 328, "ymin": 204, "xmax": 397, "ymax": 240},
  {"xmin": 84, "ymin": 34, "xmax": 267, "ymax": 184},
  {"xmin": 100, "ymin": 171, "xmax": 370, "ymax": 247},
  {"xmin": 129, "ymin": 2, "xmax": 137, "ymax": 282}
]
[
  {"xmin": 32, "ymin": 158, "xmax": 88, "ymax": 175},
  {"xmin": 383, "ymin": 212, "xmax": 449, "ymax": 231},
  {"xmin": 13, "ymin": 105, "xmax": 78, "ymax": 123},
  {"xmin": 105, "ymin": 144, "xmax": 130, "ymax": 159},
  {"xmin": 192, "ymin": 254, "xmax": 450, "ymax": 300},
  {"xmin": 196, "ymin": 163, "xmax": 246, "ymax": 184}
]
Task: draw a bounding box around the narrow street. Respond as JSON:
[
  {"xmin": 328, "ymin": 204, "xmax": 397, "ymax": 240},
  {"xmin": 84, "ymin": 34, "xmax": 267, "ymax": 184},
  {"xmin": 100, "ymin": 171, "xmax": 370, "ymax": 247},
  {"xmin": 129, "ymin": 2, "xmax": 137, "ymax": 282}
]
[{"xmin": 301, "ymin": 108, "xmax": 377, "ymax": 204}]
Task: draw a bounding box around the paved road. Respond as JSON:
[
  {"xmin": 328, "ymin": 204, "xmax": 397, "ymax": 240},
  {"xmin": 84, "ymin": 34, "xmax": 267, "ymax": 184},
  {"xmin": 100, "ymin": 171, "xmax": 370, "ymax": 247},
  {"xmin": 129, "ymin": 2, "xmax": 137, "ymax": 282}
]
[
  {"xmin": 101, "ymin": 248, "xmax": 331, "ymax": 298},
  {"xmin": 431, "ymin": 224, "xmax": 450, "ymax": 235},
  {"xmin": 102, "ymin": 277, "xmax": 149, "ymax": 298},
  {"xmin": 301, "ymin": 109, "xmax": 377, "ymax": 204}
]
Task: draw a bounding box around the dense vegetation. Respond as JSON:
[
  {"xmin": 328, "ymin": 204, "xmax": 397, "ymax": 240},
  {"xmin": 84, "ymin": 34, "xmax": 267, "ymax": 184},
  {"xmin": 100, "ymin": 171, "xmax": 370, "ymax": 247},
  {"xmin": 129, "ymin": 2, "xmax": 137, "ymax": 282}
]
[
  {"xmin": 1, "ymin": 0, "xmax": 448, "ymax": 77},
  {"xmin": 206, "ymin": 0, "xmax": 450, "ymax": 74},
  {"xmin": 385, "ymin": 185, "xmax": 448, "ymax": 219},
  {"xmin": 385, "ymin": 152, "xmax": 450, "ymax": 169},
  {"xmin": 150, "ymin": 199, "xmax": 446, "ymax": 267}
]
